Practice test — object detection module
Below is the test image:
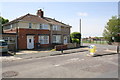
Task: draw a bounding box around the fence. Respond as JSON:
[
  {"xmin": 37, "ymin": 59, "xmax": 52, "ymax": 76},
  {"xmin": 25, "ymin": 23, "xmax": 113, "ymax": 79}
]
[{"xmin": 82, "ymin": 40, "xmax": 108, "ymax": 44}]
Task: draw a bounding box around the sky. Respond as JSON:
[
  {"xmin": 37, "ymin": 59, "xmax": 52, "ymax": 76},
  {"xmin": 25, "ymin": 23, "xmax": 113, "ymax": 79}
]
[{"xmin": 1, "ymin": 2, "xmax": 118, "ymax": 38}]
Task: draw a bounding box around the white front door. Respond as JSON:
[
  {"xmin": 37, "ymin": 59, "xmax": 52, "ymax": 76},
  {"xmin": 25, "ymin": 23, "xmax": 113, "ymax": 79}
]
[
  {"xmin": 27, "ymin": 36, "xmax": 34, "ymax": 49},
  {"xmin": 64, "ymin": 36, "xmax": 68, "ymax": 44}
]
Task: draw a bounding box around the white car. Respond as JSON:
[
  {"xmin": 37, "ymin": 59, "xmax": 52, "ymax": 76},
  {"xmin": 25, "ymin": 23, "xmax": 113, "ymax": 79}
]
[{"xmin": 0, "ymin": 40, "xmax": 8, "ymax": 53}]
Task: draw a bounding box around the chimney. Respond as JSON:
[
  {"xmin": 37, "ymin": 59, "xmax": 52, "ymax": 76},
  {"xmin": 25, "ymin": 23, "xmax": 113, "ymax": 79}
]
[{"xmin": 37, "ymin": 9, "xmax": 44, "ymax": 18}]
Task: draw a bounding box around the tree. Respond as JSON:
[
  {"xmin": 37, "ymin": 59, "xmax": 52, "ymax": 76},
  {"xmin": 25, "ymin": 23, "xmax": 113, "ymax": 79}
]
[
  {"xmin": 0, "ymin": 17, "xmax": 9, "ymax": 24},
  {"xmin": 70, "ymin": 32, "xmax": 81, "ymax": 44},
  {"xmin": 114, "ymin": 33, "xmax": 120, "ymax": 42},
  {"xmin": 103, "ymin": 16, "xmax": 120, "ymax": 43},
  {"xmin": 0, "ymin": 17, "xmax": 9, "ymax": 33}
]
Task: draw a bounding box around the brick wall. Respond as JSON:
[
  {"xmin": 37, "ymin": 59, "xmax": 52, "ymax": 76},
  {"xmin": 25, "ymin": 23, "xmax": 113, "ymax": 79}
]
[{"xmin": 18, "ymin": 28, "xmax": 50, "ymax": 49}]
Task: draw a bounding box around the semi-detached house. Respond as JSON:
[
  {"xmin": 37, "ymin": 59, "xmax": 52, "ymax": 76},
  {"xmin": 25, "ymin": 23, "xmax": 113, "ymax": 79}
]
[{"xmin": 3, "ymin": 9, "xmax": 72, "ymax": 50}]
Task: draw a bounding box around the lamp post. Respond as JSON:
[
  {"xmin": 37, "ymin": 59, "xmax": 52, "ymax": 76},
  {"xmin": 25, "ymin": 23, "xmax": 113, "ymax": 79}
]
[{"xmin": 80, "ymin": 19, "xmax": 82, "ymax": 46}]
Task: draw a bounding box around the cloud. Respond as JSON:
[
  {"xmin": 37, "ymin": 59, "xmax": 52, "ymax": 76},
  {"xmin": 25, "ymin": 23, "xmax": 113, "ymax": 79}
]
[{"xmin": 77, "ymin": 12, "xmax": 88, "ymax": 17}]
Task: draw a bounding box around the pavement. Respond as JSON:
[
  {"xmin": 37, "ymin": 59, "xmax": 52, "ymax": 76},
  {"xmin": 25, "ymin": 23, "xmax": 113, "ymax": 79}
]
[
  {"xmin": 1, "ymin": 43, "xmax": 118, "ymax": 62},
  {"xmin": 1, "ymin": 47, "xmax": 89, "ymax": 62}
]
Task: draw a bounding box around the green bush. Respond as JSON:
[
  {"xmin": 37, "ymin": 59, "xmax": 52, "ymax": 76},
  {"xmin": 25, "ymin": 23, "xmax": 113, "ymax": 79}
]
[
  {"xmin": 72, "ymin": 38, "xmax": 80, "ymax": 44},
  {"xmin": 70, "ymin": 32, "xmax": 81, "ymax": 44}
]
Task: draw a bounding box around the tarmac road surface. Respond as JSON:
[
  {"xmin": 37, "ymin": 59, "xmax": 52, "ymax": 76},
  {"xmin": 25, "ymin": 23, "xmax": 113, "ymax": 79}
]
[{"xmin": 2, "ymin": 43, "xmax": 118, "ymax": 78}]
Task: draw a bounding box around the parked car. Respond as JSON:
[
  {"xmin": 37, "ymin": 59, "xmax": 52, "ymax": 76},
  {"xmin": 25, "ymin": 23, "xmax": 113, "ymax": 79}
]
[{"xmin": 0, "ymin": 40, "xmax": 8, "ymax": 53}]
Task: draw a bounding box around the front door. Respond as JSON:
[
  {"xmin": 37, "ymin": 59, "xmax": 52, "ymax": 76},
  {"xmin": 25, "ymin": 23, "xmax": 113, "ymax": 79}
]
[
  {"xmin": 64, "ymin": 36, "xmax": 68, "ymax": 44},
  {"xmin": 27, "ymin": 36, "xmax": 34, "ymax": 49}
]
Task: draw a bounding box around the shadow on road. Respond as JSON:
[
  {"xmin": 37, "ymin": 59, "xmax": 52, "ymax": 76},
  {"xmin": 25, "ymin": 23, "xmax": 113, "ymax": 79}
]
[
  {"xmin": 93, "ymin": 53, "xmax": 118, "ymax": 57},
  {"xmin": 1, "ymin": 52, "xmax": 14, "ymax": 56},
  {"xmin": 80, "ymin": 46, "xmax": 89, "ymax": 48}
]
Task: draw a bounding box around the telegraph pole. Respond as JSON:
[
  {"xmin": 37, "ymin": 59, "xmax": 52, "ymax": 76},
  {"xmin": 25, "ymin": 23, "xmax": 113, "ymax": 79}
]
[
  {"xmin": 80, "ymin": 19, "xmax": 81, "ymax": 33},
  {"xmin": 80, "ymin": 19, "xmax": 82, "ymax": 46}
]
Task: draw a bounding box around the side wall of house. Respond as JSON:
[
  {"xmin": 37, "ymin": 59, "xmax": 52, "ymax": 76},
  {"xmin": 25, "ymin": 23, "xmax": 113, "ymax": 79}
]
[
  {"xmin": 50, "ymin": 26, "xmax": 71, "ymax": 44},
  {"xmin": 61, "ymin": 26, "xmax": 71, "ymax": 43}
]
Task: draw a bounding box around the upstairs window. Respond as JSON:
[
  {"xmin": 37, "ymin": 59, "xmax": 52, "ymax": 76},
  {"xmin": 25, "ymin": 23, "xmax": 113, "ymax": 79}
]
[
  {"xmin": 10, "ymin": 24, "xmax": 13, "ymax": 29},
  {"xmin": 40, "ymin": 24, "xmax": 49, "ymax": 30},
  {"xmin": 52, "ymin": 25, "xmax": 61, "ymax": 31},
  {"xmin": 40, "ymin": 24, "xmax": 42, "ymax": 29},
  {"xmin": 29, "ymin": 23, "xmax": 32, "ymax": 28}
]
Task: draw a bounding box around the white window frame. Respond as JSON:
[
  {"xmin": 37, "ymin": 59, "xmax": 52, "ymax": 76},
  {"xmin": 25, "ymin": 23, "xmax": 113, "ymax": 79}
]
[
  {"xmin": 39, "ymin": 24, "xmax": 42, "ymax": 29},
  {"xmin": 10, "ymin": 24, "xmax": 13, "ymax": 29},
  {"xmin": 52, "ymin": 25, "xmax": 61, "ymax": 31},
  {"xmin": 40, "ymin": 24, "xmax": 49, "ymax": 30},
  {"xmin": 53, "ymin": 35, "xmax": 61, "ymax": 43},
  {"xmin": 29, "ymin": 23, "xmax": 32, "ymax": 28},
  {"xmin": 39, "ymin": 35, "xmax": 49, "ymax": 44}
]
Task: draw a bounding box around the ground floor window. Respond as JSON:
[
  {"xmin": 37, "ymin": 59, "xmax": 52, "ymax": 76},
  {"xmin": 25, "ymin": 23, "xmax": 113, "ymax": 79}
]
[
  {"xmin": 53, "ymin": 35, "xmax": 61, "ymax": 43},
  {"xmin": 2, "ymin": 36, "xmax": 16, "ymax": 44},
  {"xmin": 38, "ymin": 35, "xmax": 49, "ymax": 44}
]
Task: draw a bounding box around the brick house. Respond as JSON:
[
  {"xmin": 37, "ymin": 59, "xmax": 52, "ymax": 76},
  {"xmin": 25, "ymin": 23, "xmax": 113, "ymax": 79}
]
[{"xmin": 3, "ymin": 9, "xmax": 71, "ymax": 50}]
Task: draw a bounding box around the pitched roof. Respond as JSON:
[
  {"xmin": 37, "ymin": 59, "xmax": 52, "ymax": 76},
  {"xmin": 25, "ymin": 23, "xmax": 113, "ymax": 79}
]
[
  {"xmin": 3, "ymin": 13, "xmax": 72, "ymax": 28},
  {"xmin": 44, "ymin": 17, "xmax": 71, "ymax": 27}
]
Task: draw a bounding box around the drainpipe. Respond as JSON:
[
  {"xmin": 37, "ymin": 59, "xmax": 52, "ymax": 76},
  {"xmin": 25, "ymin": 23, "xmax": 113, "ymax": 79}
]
[
  {"xmin": 50, "ymin": 24, "xmax": 53, "ymax": 46},
  {"xmin": 16, "ymin": 22, "xmax": 19, "ymax": 50}
]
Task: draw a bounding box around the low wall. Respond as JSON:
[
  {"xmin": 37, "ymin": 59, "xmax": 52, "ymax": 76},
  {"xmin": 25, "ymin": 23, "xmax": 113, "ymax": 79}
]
[
  {"xmin": 67, "ymin": 43, "xmax": 77, "ymax": 49},
  {"xmin": 55, "ymin": 45, "xmax": 67, "ymax": 51},
  {"xmin": 55, "ymin": 43, "xmax": 80, "ymax": 51}
]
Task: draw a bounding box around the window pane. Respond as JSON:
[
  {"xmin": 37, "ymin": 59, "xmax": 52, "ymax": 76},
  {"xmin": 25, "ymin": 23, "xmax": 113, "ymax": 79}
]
[
  {"xmin": 39, "ymin": 36, "xmax": 49, "ymax": 44},
  {"xmin": 53, "ymin": 36, "xmax": 56, "ymax": 43},
  {"xmin": 52, "ymin": 35, "xmax": 61, "ymax": 43},
  {"xmin": 29, "ymin": 39, "xmax": 31, "ymax": 43},
  {"xmin": 40, "ymin": 24, "xmax": 42, "ymax": 29},
  {"xmin": 44, "ymin": 40, "xmax": 47, "ymax": 44},
  {"xmin": 44, "ymin": 36, "xmax": 48, "ymax": 39},
  {"xmin": 29, "ymin": 23, "xmax": 32, "ymax": 28},
  {"xmin": 40, "ymin": 24, "xmax": 49, "ymax": 29},
  {"xmin": 52, "ymin": 25, "xmax": 61, "ymax": 31}
]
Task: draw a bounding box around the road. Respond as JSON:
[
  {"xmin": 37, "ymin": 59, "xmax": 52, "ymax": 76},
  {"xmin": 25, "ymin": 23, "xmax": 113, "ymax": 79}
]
[{"xmin": 2, "ymin": 43, "xmax": 118, "ymax": 78}]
